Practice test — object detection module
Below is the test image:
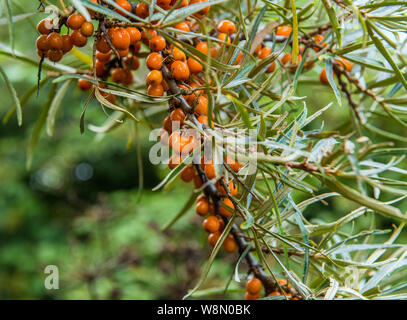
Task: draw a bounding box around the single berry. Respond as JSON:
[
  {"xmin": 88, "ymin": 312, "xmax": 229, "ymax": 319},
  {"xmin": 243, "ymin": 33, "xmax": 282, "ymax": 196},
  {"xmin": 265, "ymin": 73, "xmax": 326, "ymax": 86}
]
[
  {"xmin": 37, "ymin": 19, "xmax": 53, "ymax": 35},
  {"xmin": 80, "ymin": 22, "xmax": 94, "ymax": 37},
  {"xmin": 147, "ymin": 84, "xmax": 164, "ymax": 96},
  {"xmin": 146, "ymin": 70, "xmax": 163, "ymax": 85},
  {"xmin": 246, "ymin": 278, "xmax": 262, "ymax": 295},
  {"xmin": 47, "ymin": 32, "xmax": 63, "ymax": 50},
  {"xmin": 223, "ymin": 234, "xmax": 238, "ymax": 253},
  {"xmin": 112, "ymin": 28, "xmax": 131, "ymax": 50},
  {"xmin": 149, "ymin": 35, "xmax": 166, "ymax": 52},
  {"xmin": 71, "ymin": 30, "xmax": 88, "ymax": 47},
  {"xmin": 170, "ymin": 61, "xmax": 190, "ymax": 81},
  {"xmin": 78, "ymin": 78, "xmax": 93, "ymax": 91},
  {"xmin": 146, "ymin": 52, "xmax": 163, "ymax": 70},
  {"xmin": 220, "ymin": 198, "xmax": 234, "ymax": 218},
  {"xmin": 62, "ymin": 35, "xmax": 73, "ymax": 53},
  {"xmin": 217, "ymin": 20, "xmax": 236, "ymax": 35},
  {"xmin": 203, "ymin": 216, "xmax": 220, "ymax": 233},
  {"xmin": 187, "ymin": 58, "xmax": 203, "ymax": 74},
  {"xmin": 67, "ymin": 14, "xmax": 85, "ymax": 30}
]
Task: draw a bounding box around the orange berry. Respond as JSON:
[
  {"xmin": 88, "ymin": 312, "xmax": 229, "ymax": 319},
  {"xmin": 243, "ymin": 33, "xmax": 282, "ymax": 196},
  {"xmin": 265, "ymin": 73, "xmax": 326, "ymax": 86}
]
[
  {"xmin": 141, "ymin": 29, "xmax": 157, "ymax": 45},
  {"xmin": 196, "ymin": 42, "xmax": 208, "ymax": 55},
  {"xmin": 147, "ymin": 83, "xmax": 164, "ymax": 96},
  {"xmin": 126, "ymin": 27, "xmax": 141, "ymax": 44},
  {"xmin": 122, "ymin": 70, "xmax": 134, "ymax": 86},
  {"xmin": 61, "ymin": 35, "xmax": 73, "ymax": 53},
  {"xmin": 335, "ymin": 57, "xmax": 352, "ymax": 71},
  {"xmin": 171, "ymin": 45, "xmax": 186, "ymax": 61},
  {"xmin": 203, "ymin": 216, "xmax": 220, "ymax": 233},
  {"xmin": 223, "ymin": 234, "xmax": 238, "ymax": 253},
  {"xmin": 235, "ymin": 52, "xmax": 244, "ymax": 65},
  {"xmin": 67, "ymin": 14, "xmax": 85, "ymax": 30},
  {"xmin": 220, "ymin": 198, "xmax": 234, "ymax": 218},
  {"xmin": 218, "ymin": 33, "xmax": 231, "ymax": 45},
  {"xmin": 71, "ymin": 30, "xmax": 88, "ymax": 47},
  {"xmin": 115, "ymin": 0, "xmax": 132, "ymax": 13},
  {"xmin": 276, "ymin": 25, "xmax": 292, "ymax": 37},
  {"xmin": 174, "ymin": 21, "xmax": 190, "ymax": 32},
  {"xmin": 146, "ymin": 70, "xmax": 163, "ymax": 85},
  {"xmin": 254, "ymin": 44, "xmax": 262, "ymax": 56},
  {"xmin": 135, "ymin": 3, "xmax": 149, "ymax": 18},
  {"xmin": 171, "ymin": 61, "xmax": 190, "ymax": 81},
  {"xmin": 187, "ymin": 57, "xmax": 203, "ymax": 74},
  {"xmin": 319, "ymin": 68, "xmax": 334, "ymax": 85},
  {"xmin": 94, "ymin": 60, "xmax": 106, "ymax": 77},
  {"xmin": 169, "ymin": 131, "xmax": 198, "ymax": 155},
  {"xmin": 246, "ymin": 278, "xmax": 262, "ymax": 295},
  {"xmin": 181, "ymin": 165, "xmax": 196, "ymax": 182},
  {"xmin": 204, "ymin": 161, "xmax": 216, "ymax": 180},
  {"xmin": 258, "ymin": 47, "xmax": 271, "ymax": 60},
  {"xmin": 245, "ymin": 292, "xmax": 260, "ymax": 300},
  {"xmin": 195, "ymin": 95, "xmax": 208, "ymax": 115},
  {"xmin": 47, "ymin": 32, "xmax": 63, "ymax": 50},
  {"xmin": 47, "ymin": 49, "xmax": 63, "ymax": 62},
  {"xmin": 196, "ymin": 199, "xmax": 209, "ymax": 216},
  {"xmin": 266, "ymin": 61, "xmax": 276, "ymax": 73},
  {"xmin": 96, "ymin": 35, "xmax": 111, "ymax": 53},
  {"xmin": 218, "ymin": 181, "xmax": 238, "ymax": 196},
  {"xmin": 278, "ymin": 279, "xmax": 288, "ymax": 286},
  {"xmin": 111, "ymin": 68, "xmax": 126, "ymax": 83},
  {"xmin": 170, "ymin": 108, "xmax": 186, "ymax": 125},
  {"xmin": 313, "ymin": 35, "xmax": 327, "ymax": 52},
  {"xmin": 172, "ymin": 0, "xmax": 188, "ymax": 8},
  {"xmin": 78, "ymin": 78, "xmax": 93, "ymax": 91},
  {"xmin": 96, "ymin": 50, "xmax": 111, "ymax": 62},
  {"xmin": 149, "ymin": 35, "xmax": 166, "ymax": 52},
  {"xmin": 112, "ymin": 28, "xmax": 130, "ymax": 50},
  {"xmin": 211, "ymin": 47, "xmax": 219, "ymax": 58},
  {"xmin": 118, "ymin": 48, "xmax": 130, "ymax": 57},
  {"xmin": 225, "ymin": 155, "xmax": 242, "ymax": 173},
  {"xmin": 80, "ymin": 21, "xmax": 94, "ymax": 37},
  {"xmin": 194, "ymin": 175, "xmax": 203, "ymax": 188},
  {"xmin": 190, "ymin": 0, "xmax": 210, "ymax": 18},
  {"xmin": 37, "ymin": 19, "xmax": 53, "ymax": 35},
  {"xmin": 217, "ymin": 20, "xmax": 236, "ymax": 35},
  {"xmin": 36, "ymin": 35, "xmax": 49, "ymax": 52},
  {"xmin": 146, "ymin": 52, "xmax": 163, "ymax": 70},
  {"xmin": 268, "ymin": 292, "xmax": 281, "ymax": 297},
  {"xmin": 124, "ymin": 56, "xmax": 140, "ymax": 70},
  {"xmin": 197, "ymin": 115, "xmax": 209, "ymax": 126},
  {"xmin": 208, "ymin": 232, "xmax": 221, "ymax": 247},
  {"xmin": 157, "ymin": 0, "xmax": 172, "ymax": 9}
]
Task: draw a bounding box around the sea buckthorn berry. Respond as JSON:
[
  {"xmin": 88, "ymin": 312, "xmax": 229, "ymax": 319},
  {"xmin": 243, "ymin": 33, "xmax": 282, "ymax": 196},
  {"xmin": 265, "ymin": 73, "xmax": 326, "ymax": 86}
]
[
  {"xmin": 211, "ymin": 47, "xmax": 219, "ymax": 58},
  {"xmin": 146, "ymin": 70, "xmax": 163, "ymax": 86},
  {"xmin": 225, "ymin": 155, "xmax": 242, "ymax": 173},
  {"xmin": 122, "ymin": 70, "xmax": 134, "ymax": 86},
  {"xmin": 217, "ymin": 20, "xmax": 236, "ymax": 35},
  {"xmin": 36, "ymin": 35, "xmax": 49, "ymax": 52},
  {"xmin": 171, "ymin": 61, "xmax": 190, "ymax": 81},
  {"xmin": 313, "ymin": 35, "xmax": 327, "ymax": 52},
  {"xmin": 118, "ymin": 48, "xmax": 130, "ymax": 57},
  {"xmin": 146, "ymin": 52, "xmax": 163, "ymax": 70},
  {"xmin": 115, "ymin": 0, "xmax": 132, "ymax": 13},
  {"xmin": 194, "ymin": 175, "xmax": 203, "ymax": 188},
  {"xmin": 196, "ymin": 42, "xmax": 208, "ymax": 55},
  {"xmin": 67, "ymin": 14, "xmax": 85, "ymax": 30},
  {"xmin": 174, "ymin": 22, "xmax": 190, "ymax": 32},
  {"xmin": 149, "ymin": 35, "xmax": 166, "ymax": 52},
  {"xmin": 235, "ymin": 52, "xmax": 244, "ymax": 65},
  {"xmin": 162, "ymin": 80, "xmax": 169, "ymax": 91},
  {"xmin": 218, "ymin": 33, "xmax": 231, "ymax": 45},
  {"xmin": 196, "ymin": 199, "xmax": 209, "ymax": 216},
  {"xmin": 135, "ymin": 3, "xmax": 149, "ymax": 18},
  {"xmin": 196, "ymin": 95, "xmax": 208, "ymax": 115},
  {"xmin": 171, "ymin": 46, "xmax": 186, "ymax": 61},
  {"xmin": 147, "ymin": 84, "xmax": 164, "ymax": 96},
  {"xmin": 170, "ymin": 108, "xmax": 186, "ymax": 125},
  {"xmin": 246, "ymin": 278, "xmax": 262, "ymax": 295},
  {"xmin": 181, "ymin": 165, "xmax": 196, "ymax": 182},
  {"xmin": 266, "ymin": 61, "xmax": 276, "ymax": 73},
  {"xmin": 197, "ymin": 115, "xmax": 209, "ymax": 126},
  {"xmin": 245, "ymin": 292, "xmax": 259, "ymax": 300},
  {"xmin": 111, "ymin": 68, "xmax": 126, "ymax": 83},
  {"xmin": 276, "ymin": 25, "xmax": 292, "ymax": 37},
  {"xmin": 258, "ymin": 47, "xmax": 271, "ymax": 60},
  {"xmin": 218, "ymin": 219, "xmax": 225, "ymax": 232},
  {"xmin": 268, "ymin": 292, "xmax": 281, "ymax": 297},
  {"xmin": 208, "ymin": 232, "xmax": 221, "ymax": 247},
  {"xmin": 96, "ymin": 50, "xmax": 111, "ymax": 62},
  {"xmin": 190, "ymin": 0, "xmax": 210, "ymax": 18},
  {"xmin": 80, "ymin": 22, "xmax": 94, "ymax": 37},
  {"xmin": 112, "ymin": 28, "xmax": 131, "ymax": 50},
  {"xmin": 254, "ymin": 44, "xmax": 262, "ymax": 56},
  {"xmin": 62, "ymin": 35, "xmax": 73, "ymax": 53},
  {"xmin": 124, "ymin": 56, "xmax": 140, "ymax": 70},
  {"xmin": 172, "ymin": 0, "xmax": 188, "ymax": 8},
  {"xmin": 320, "ymin": 68, "xmax": 334, "ymax": 84},
  {"xmin": 157, "ymin": 0, "xmax": 172, "ymax": 9},
  {"xmin": 94, "ymin": 60, "xmax": 106, "ymax": 77},
  {"xmin": 71, "ymin": 30, "xmax": 88, "ymax": 47},
  {"xmin": 47, "ymin": 49, "xmax": 63, "ymax": 62},
  {"xmin": 204, "ymin": 161, "xmax": 216, "ymax": 180},
  {"xmin": 168, "ymin": 154, "xmax": 183, "ymax": 169},
  {"xmin": 47, "ymin": 32, "xmax": 63, "ymax": 50},
  {"xmin": 37, "ymin": 19, "xmax": 53, "ymax": 35},
  {"xmin": 141, "ymin": 29, "xmax": 158, "ymax": 45},
  {"xmin": 203, "ymin": 216, "xmax": 220, "ymax": 233},
  {"xmin": 78, "ymin": 78, "xmax": 93, "ymax": 91},
  {"xmin": 37, "ymin": 49, "xmax": 47, "ymax": 58},
  {"xmin": 163, "ymin": 115, "xmax": 173, "ymax": 133},
  {"xmin": 187, "ymin": 58, "xmax": 203, "ymax": 74},
  {"xmin": 218, "ymin": 181, "xmax": 238, "ymax": 196},
  {"xmin": 278, "ymin": 279, "xmax": 288, "ymax": 286},
  {"xmin": 127, "ymin": 27, "xmax": 141, "ymax": 44},
  {"xmin": 223, "ymin": 234, "xmax": 238, "ymax": 253},
  {"xmin": 220, "ymin": 198, "xmax": 234, "ymax": 218},
  {"xmin": 335, "ymin": 57, "xmax": 352, "ymax": 71},
  {"xmin": 169, "ymin": 131, "xmax": 198, "ymax": 155},
  {"xmin": 96, "ymin": 35, "xmax": 111, "ymax": 53}
]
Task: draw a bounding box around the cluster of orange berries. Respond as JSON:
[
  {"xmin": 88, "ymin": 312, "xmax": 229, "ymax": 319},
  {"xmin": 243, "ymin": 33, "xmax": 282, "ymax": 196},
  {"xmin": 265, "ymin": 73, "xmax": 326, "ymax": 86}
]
[{"xmin": 36, "ymin": 13, "xmax": 94, "ymax": 62}]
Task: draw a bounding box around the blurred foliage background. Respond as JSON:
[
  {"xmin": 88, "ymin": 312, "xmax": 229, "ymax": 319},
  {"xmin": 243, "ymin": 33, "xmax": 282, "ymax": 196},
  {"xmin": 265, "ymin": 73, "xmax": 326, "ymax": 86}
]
[{"xmin": 0, "ymin": 0, "xmax": 406, "ymax": 299}]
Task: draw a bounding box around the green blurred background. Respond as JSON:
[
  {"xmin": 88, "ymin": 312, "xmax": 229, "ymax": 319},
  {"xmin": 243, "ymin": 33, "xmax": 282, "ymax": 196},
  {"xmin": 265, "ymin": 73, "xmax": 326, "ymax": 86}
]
[{"xmin": 1, "ymin": 0, "xmax": 406, "ymax": 300}]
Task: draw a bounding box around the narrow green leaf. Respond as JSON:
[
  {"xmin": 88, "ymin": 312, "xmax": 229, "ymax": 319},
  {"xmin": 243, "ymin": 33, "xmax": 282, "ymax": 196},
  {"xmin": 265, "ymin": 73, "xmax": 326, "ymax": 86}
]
[{"xmin": 0, "ymin": 66, "xmax": 22, "ymax": 126}]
